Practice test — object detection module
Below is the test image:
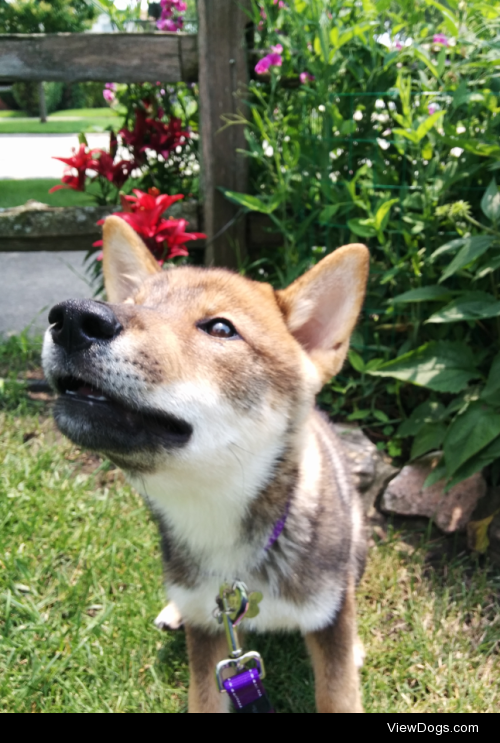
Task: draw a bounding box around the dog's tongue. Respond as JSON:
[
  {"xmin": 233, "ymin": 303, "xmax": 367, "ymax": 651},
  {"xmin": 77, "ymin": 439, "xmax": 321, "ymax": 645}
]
[
  {"xmin": 76, "ymin": 384, "xmax": 108, "ymax": 401},
  {"xmin": 78, "ymin": 384, "xmax": 98, "ymax": 396}
]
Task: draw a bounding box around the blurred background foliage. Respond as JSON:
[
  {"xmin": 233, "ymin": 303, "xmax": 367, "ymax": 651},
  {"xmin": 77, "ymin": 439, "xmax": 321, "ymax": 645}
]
[{"xmin": 220, "ymin": 0, "xmax": 500, "ymax": 497}]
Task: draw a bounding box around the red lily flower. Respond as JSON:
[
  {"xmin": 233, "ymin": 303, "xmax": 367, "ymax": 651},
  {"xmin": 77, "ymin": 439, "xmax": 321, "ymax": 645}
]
[
  {"xmin": 94, "ymin": 188, "xmax": 206, "ymax": 261},
  {"xmin": 120, "ymin": 111, "xmax": 189, "ymax": 161},
  {"xmin": 89, "ymin": 150, "xmax": 134, "ymax": 189},
  {"xmin": 119, "ymin": 109, "xmax": 148, "ymax": 162},
  {"xmin": 143, "ymin": 116, "xmax": 189, "ymax": 159},
  {"xmin": 49, "ymin": 143, "xmax": 91, "ymax": 192}
]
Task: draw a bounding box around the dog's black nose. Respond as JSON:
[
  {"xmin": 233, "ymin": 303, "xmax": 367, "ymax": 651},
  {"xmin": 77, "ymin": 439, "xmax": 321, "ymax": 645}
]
[{"xmin": 48, "ymin": 299, "xmax": 122, "ymax": 354}]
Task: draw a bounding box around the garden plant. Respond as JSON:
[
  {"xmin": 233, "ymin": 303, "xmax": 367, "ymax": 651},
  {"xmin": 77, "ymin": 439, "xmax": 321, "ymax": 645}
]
[{"xmin": 221, "ymin": 0, "xmax": 500, "ymax": 529}]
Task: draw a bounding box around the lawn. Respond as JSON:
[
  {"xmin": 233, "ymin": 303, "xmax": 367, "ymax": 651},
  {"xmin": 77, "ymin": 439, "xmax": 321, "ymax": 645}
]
[
  {"xmin": 0, "ymin": 179, "xmax": 95, "ymax": 209},
  {"xmin": 1, "ymin": 334, "xmax": 499, "ymax": 713},
  {"xmin": 0, "ymin": 108, "xmax": 120, "ymax": 134}
]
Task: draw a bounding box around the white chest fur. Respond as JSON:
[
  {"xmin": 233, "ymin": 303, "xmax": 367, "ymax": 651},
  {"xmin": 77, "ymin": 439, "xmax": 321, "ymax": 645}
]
[{"xmin": 130, "ymin": 409, "xmax": 344, "ymax": 636}]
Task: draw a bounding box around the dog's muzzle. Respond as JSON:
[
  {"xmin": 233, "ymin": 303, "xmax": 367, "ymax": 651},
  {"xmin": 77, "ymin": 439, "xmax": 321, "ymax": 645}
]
[{"xmin": 44, "ymin": 298, "xmax": 192, "ymax": 462}]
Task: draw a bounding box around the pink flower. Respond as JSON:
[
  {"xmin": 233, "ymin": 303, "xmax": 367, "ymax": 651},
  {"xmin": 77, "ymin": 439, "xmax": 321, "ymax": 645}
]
[
  {"xmin": 433, "ymin": 33, "xmax": 448, "ymax": 46},
  {"xmin": 157, "ymin": 17, "xmax": 182, "ymax": 31},
  {"xmin": 103, "ymin": 89, "xmax": 115, "ymax": 103},
  {"xmin": 271, "ymin": 44, "xmax": 283, "ymax": 53},
  {"xmin": 104, "ymin": 82, "xmax": 116, "ymax": 91},
  {"xmin": 273, "ymin": 0, "xmax": 287, "ymax": 6},
  {"xmin": 395, "ymin": 41, "xmax": 403, "ymax": 50},
  {"xmin": 299, "ymin": 71, "xmax": 314, "ymax": 84},
  {"xmin": 255, "ymin": 52, "xmax": 283, "ymax": 74},
  {"xmin": 428, "ymin": 103, "xmax": 439, "ymax": 115}
]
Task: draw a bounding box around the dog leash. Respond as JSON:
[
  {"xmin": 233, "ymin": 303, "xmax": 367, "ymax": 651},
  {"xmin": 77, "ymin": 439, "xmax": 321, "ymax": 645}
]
[
  {"xmin": 212, "ymin": 502, "xmax": 291, "ymax": 713},
  {"xmin": 214, "ymin": 581, "xmax": 274, "ymax": 713}
]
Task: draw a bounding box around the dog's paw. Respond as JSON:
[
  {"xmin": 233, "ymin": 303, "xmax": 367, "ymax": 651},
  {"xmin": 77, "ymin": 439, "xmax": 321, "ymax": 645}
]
[
  {"xmin": 154, "ymin": 602, "xmax": 184, "ymax": 631},
  {"xmin": 353, "ymin": 636, "xmax": 365, "ymax": 668}
]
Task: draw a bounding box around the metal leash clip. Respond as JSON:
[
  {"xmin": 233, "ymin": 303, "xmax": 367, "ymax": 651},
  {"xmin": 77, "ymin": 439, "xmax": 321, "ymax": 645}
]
[{"xmin": 214, "ymin": 581, "xmax": 266, "ymax": 693}]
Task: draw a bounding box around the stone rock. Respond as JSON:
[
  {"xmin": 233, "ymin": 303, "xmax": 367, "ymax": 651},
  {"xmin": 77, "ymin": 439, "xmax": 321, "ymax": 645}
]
[
  {"xmin": 333, "ymin": 424, "xmax": 399, "ymax": 519},
  {"xmin": 380, "ymin": 452, "xmax": 487, "ymax": 533},
  {"xmin": 0, "ymin": 200, "xmax": 200, "ymax": 252}
]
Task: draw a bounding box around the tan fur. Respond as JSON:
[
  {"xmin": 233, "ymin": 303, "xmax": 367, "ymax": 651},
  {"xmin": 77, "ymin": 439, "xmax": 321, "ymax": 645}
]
[
  {"xmin": 305, "ymin": 579, "xmax": 363, "ymax": 713},
  {"xmin": 185, "ymin": 627, "xmax": 230, "ymax": 713},
  {"xmin": 43, "ymin": 215, "xmax": 370, "ymax": 713}
]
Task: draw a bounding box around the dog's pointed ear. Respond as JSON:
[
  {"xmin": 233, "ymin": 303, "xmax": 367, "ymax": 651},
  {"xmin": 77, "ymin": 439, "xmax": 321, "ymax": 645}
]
[
  {"xmin": 276, "ymin": 244, "xmax": 369, "ymax": 381},
  {"xmin": 102, "ymin": 216, "xmax": 161, "ymax": 303}
]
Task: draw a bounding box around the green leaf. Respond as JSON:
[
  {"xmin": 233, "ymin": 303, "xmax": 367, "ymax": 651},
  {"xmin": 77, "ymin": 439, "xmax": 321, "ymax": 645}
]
[
  {"xmin": 448, "ymin": 436, "xmax": 500, "ymax": 487},
  {"xmin": 367, "ymin": 341, "xmax": 480, "ymax": 393},
  {"xmin": 348, "ymin": 349, "xmax": 365, "ymax": 372},
  {"xmin": 393, "ymin": 127, "xmax": 419, "ymax": 144},
  {"xmin": 414, "ymin": 47, "xmax": 439, "ymax": 78},
  {"xmin": 347, "ymin": 218, "xmax": 377, "ymax": 237},
  {"xmin": 439, "ymin": 236, "xmax": 495, "ymax": 282},
  {"xmin": 374, "ymin": 409, "xmax": 390, "ymax": 423},
  {"xmin": 391, "ymin": 286, "xmax": 453, "ymax": 303},
  {"xmin": 347, "ymin": 409, "xmax": 371, "ymax": 421},
  {"xmin": 437, "ymin": 46, "xmax": 447, "ymax": 78},
  {"xmin": 319, "ymin": 203, "xmax": 349, "ymax": 222},
  {"xmin": 374, "ymin": 198, "xmax": 399, "ymax": 231},
  {"xmin": 474, "ymin": 254, "xmax": 500, "ymax": 279},
  {"xmin": 481, "ymin": 178, "xmax": 500, "ymax": 223},
  {"xmin": 411, "ymin": 422, "xmax": 447, "ymax": 460},
  {"xmin": 415, "ymin": 110, "xmax": 445, "ymax": 142},
  {"xmin": 219, "ymin": 190, "xmax": 279, "ymax": 214},
  {"xmin": 481, "ymin": 351, "xmax": 500, "ymax": 403},
  {"xmin": 445, "ymin": 138, "xmax": 500, "ymax": 158},
  {"xmin": 430, "ymin": 238, "xmax": 466, "ymax": 262},
  {"xmin": 423, "ymin": 459, "xmax": 447, "ymax": 488},
  {"xmin": 424, "ymin": 0, "xmax": 459, "ymax": 35},
  {"xmin": 444, "ymin": 401, "xmax": 500, "ymax": 476},
  {"xmin": 426, "ymin": 291, "xmax": 500, "ymax": 323},
  {"xmin": 398, "ymin": 400, "xmax": 446, "ymax": 438}
]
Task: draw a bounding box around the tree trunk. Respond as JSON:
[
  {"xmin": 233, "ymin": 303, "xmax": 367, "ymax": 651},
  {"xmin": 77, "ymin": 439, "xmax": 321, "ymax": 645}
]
[{"xmin": 38, "ymin": 81, "xmax": 47, "ymax": 123}]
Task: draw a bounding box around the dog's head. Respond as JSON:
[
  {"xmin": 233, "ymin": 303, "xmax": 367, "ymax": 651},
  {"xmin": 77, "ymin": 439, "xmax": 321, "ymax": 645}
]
[{"xmin": 42, "ymin": 217, "xmax": 368, "ymax": 474}]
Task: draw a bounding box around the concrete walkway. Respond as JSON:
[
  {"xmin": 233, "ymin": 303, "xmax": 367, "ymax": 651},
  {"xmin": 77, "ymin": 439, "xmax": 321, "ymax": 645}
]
[
  {"xmin": 0, "ymin": 133, "xmax": 111, "ymax": 179},
  {"xmin": 0, "ymin": 133, "xmax": 108, "ymax": 337},
  {"xmin": 0, "ymin": 251, "xmax": 95, "ymax": 337}
]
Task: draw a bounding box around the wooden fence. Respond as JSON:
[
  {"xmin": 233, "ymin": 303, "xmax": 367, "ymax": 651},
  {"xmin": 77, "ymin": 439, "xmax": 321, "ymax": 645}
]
[{"xmin": 0, "ymin": 0, "xmax": 253, "ymax": 268}]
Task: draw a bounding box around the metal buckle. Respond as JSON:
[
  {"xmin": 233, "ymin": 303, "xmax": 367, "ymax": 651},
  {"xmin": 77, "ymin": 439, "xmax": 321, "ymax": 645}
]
[
  {"xmin": 213, "ymin": 581, "xmax": 266, "ymax": 693},
  {"xmin": 215, "ymin": 651, "xmax": 266, "ymax": 693}
]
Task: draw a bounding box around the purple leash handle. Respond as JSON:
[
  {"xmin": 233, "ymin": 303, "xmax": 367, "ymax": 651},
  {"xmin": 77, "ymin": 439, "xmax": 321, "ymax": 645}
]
[{"xmin": 223, "ymin": 668, "xmax": 274, "ymax": 713}]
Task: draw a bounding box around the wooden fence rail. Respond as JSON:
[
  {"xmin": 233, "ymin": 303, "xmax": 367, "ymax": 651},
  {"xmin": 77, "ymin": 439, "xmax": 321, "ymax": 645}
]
[
  {"xmin": 0, "ymin": 33, "xmax": 198, "ymax": 83},
  {"xmin": 0, "ymin": 0, "xmax": 252, "ymax": 267}
]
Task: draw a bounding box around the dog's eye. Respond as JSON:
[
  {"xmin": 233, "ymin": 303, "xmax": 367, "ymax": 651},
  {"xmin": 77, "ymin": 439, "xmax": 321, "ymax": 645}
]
[{"xmin": 199, "ymin": 319, "xmax": 239, "ymax": 339}]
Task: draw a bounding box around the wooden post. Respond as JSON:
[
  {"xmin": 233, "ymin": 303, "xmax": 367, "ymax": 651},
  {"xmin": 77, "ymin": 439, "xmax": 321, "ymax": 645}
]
[{"xmin": 198, "ymin": 0, "xmax": 250, "ymax": 268}]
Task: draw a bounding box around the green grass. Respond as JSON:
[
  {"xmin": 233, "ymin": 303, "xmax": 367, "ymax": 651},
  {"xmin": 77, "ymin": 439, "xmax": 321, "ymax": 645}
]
[
  {"xmin": 0, "ymin": 179, "xmax": 95, "ymax": 209},
  {"xmin": 0, "ymin": 108, "xmax": 120, "ymax": 134},
  {"xmin": 1, "ymin": 335, "xmax": 499, "ymax": 712}
]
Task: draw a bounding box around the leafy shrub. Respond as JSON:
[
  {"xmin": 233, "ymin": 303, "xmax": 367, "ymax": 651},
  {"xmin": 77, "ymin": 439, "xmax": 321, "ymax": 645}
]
[
  {"xmin": 12, "ymin": 81, "xmax": 63, "ymax": 116},
  {"xmin": 0, "ymin": 0, "xmax": 95, "ymax": 33},
  {"xmin": 223, "ymin": 0, "xmax": 500, "ymax": 490}
]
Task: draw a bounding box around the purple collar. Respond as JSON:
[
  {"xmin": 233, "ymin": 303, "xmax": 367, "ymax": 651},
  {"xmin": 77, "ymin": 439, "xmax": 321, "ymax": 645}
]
[{"xmin": 264, "ymin": 499, "xmax": 291, "ymax": 551}]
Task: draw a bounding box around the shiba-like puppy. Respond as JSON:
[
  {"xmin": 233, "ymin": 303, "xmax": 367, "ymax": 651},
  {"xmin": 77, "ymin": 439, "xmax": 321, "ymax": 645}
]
[{"xmin": 42, "ymin": 216, "xmax": 369, "ymax": 713}]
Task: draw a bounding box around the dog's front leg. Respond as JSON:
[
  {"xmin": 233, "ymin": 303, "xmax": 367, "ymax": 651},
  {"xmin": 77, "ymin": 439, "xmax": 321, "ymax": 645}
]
[
  {"xmin": 185, "ymin": 625, "xmax": 230, "ymax": 713},
  {"xmin": 305, "ymin": 579, "xmax": 364, "ymax": 713}
]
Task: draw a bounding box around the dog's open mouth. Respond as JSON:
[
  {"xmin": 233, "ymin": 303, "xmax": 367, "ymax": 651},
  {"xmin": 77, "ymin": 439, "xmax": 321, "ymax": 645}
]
[
  {"xmin": 58, "ymin": 375, "xmax": 110, "ymax": 402},
  {"xmin": 53, "ymin": 374, "xmax": 192, "ymax": 457}
]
